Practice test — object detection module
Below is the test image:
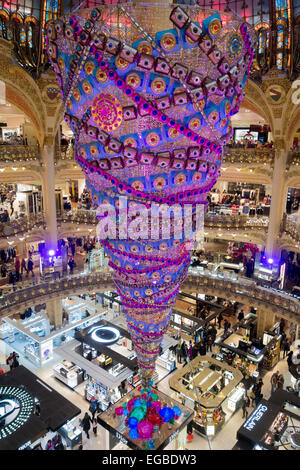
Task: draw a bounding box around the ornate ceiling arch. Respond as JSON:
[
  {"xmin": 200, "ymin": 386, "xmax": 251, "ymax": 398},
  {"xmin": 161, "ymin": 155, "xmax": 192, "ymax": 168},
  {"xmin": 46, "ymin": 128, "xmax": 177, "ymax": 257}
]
[{"xmin": 0, "ymin": 39, "xmax": 46, "ymax": 145}]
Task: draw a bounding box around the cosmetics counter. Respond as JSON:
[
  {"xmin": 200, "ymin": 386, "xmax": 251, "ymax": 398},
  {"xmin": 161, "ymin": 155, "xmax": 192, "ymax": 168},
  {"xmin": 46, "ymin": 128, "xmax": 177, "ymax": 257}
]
[
  {"xmin": 53, "ymin": 359, "xmax": 85, "ymax": 389},
  {"xmin": 0, "ymin": 308, "xmax": 106, "ymax": 367},
  {"xmin": 169, "ymin": 356, "xmax": 245, "ymax": 438},
  {"xmin": 235, "ymin": 390, "xmax": 300, "ymax": 450}
]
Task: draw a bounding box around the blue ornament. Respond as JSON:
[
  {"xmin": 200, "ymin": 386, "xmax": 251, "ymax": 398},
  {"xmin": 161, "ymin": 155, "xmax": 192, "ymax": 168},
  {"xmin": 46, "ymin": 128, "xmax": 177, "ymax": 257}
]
[
  {"xmin": 133, "ymin": 398, "xmax": 142, "ymax": 408},
  {"xmin": 123, "ymin": 409, "xmax": 129, "ymax": 416},
  {"xmin": 129, "ymin": 428, "xmax": 139, "ymax": 439},
  {"xmin": 173, "ymin": 406, "xmax": 181, "ymax": 417},
  {"xmin": 159, "ymin": 406, "xmax": 175, "ymax": 422},
  {"xmin": 128, "ymin": 417, "xmax": 139, "ymax": 428}
]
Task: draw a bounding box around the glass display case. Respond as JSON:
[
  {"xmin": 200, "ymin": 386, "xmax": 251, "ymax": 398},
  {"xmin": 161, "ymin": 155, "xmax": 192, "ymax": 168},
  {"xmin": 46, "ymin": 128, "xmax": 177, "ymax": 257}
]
[{"xmin": 58, "ymin": 418, "xmax": 82, "ymax": 449}]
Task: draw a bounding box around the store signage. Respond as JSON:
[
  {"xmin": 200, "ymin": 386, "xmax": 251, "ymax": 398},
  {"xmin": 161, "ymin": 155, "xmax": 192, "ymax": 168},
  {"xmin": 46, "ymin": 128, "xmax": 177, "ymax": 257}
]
[
  {"xmin": 115, "ymin": 431, "xmax": 128, "ymax": 445},
  {"xmin": 243, "ymin": 404, "xmax": 268, "ymax": 431},
  {"xmin": 18, "ymin": 440, "xmax": 31, "ymax": 450},
  {"xmin": 88, "ymin": 325, "xmax": 120, "ymax": 344}
]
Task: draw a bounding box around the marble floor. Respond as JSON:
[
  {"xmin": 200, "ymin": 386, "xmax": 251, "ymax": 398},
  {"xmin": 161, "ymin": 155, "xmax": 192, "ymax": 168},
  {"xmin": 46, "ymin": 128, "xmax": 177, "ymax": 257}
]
[{"xmin": 0, "ymin": 331, "xmax": 299, "ymax": 451}]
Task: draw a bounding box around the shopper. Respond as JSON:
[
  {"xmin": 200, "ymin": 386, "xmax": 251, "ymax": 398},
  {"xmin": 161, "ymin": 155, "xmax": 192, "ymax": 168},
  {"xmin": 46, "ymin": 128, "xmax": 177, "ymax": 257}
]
[
  {"xmin": 277, "ymin": 373, "xmax": 284, "ymax": 390},
  {"xmin": 279, "ymin": 318, "xmax": 285, "ymax": 334},
  {"xmin": 45, "ymin": 439, "xmax": 54, "ymax": 451},
  {"xmin": 12, "ymin": 351, "xmax": 19, "ymax": 368},
  {"xmin": 52, "ymin": 434, "xmax": 64, "ymax": 450},
  {"xmin": 249, "ymin": 385, "xmax": 256, "ymax": 407},
  {"xmin": 119, "ymin": 380, "xmax": 127, "ymax": 398},
  {"xmin": 27, "ymin": 257, "xmax": 34, "ymax": 277},
  {"xmin": 81, "ymin": 412, "xmax": 91, "ymax": 439},
  {"xmin": 68, "ymin": 257, "xmax": 75, "ymax": 275},
  {"xmin": 92, "ymin": 417, "xmax": 98, "ymax": 436},
  {"xmin": 188, "ymin": 341, "xmax": 193, "ymax": 360},
  {"xmin": 1, "ymin": 264, "xmax": 7, "ymax": 278},
  {"xmin": 89, "ymin": 397, "xmax": 98, "ymax": 418},
  {"xmin": 217, "ymin": 311, "xmax": 223, "ymax": 329},
  {"xmin": 283, "ymin": 339, "xmax": 290, "ymax": 359},
  {"xmin": 238, "ymin": 309, "xmax": 244, "ymax": 322},
  {"xmin": 270, "ymin": 371, "xmax": 280, "ymax": 394},
  {"xmin": 199, "ymin": 340, "xmax": 206, "ymax": 356},
  {"xmin": 242, "ymin": 395, "xmax": 250, "ymax": 419},
  {"xmin": 21, "ymin": 258, "xmax": 27, "ymax": 275},
  {"xmin": 287, "ymin": 350, "xmax": 294, "ymax": 367},
  {"xmin": 256, "ymin": 378, "xmax": 264, "ymax": 394},
  {"xmin": 6, "ymin": 353, "xmax": 14, "ymax": 371},
  {"xmin": 176, "ymin": 342, "xmax": 182, "ymax": 364},
  {"xmin": 207, "ymin": 334, "xmax": 213, "ymax": 353}
]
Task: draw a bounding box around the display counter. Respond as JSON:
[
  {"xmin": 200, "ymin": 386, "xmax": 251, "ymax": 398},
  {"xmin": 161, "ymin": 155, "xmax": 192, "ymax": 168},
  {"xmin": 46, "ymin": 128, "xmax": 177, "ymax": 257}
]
[
  {"xmin": 156, "ymin": 350, "xmax": 176, "ymax": 372},
  {"xmin": 58, "ymin": 418, "xmax": 82, "ymax": 449},
  {"xmin": 214, "ymin": 313, "xmax": 282, "ymax": 375},
  {"xmin": 85, "ymin": 377, "xmax": 120, "ymax": 411},
  {"xmin": 169, "ymin": 355, "xmax": 244, "ymax": 438},
  {"xmin": 53, "ymin": 360, "xmax": 84, "ymax": 389}
]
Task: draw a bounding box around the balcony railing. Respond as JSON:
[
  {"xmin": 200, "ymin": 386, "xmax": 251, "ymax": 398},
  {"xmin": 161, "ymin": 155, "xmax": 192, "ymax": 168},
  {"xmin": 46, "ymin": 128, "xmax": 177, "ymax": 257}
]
[
  {"xmin": 282, "ymin": 217, "xmax": 300, "ymax": 243},
  {"xmin": 55, "ymin": 145, "xmax": 74, "ymax": 162},
  {"xmin": 223, "ymin": 147, "xmax": 275, "ymax": 166},
  {"xmin": 0, "ymin": 145, "xmax": 41, "ymax": 164},
  {"xmin": 286, "ymin": 151, "xmax": 300, "ymax": 169},
  {"xmin": 0, "ymin": 268, "xmax": 299, "ymax": 324},
  {"xmin": 204, "ymin": 214, "xmax": 268, "ymax": 231},
  {"xmin": 0, "ymin": 214, "xmax": 45, "ymax": 238}
]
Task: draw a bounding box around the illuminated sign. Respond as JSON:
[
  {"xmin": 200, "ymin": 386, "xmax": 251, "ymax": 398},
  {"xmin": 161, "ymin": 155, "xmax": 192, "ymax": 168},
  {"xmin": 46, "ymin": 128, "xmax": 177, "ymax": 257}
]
[
  {"xmin": 0, "ymin": 386, "xmax": 34, "ymax": 440},
  {"xmin": 88, "ymin": 326, "xmax": 120, "ymax": 344},
  {"xmin": 243, "ymin": 403, "xmax": 268, "ymax": 431}
]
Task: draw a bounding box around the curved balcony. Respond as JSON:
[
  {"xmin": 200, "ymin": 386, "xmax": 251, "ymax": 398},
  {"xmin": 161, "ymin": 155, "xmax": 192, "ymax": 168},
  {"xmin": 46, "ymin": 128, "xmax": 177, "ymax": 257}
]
[
  {"xmin": 55, "ymin": 145, "xmax": 74, "ymax": 162},
  {"xmin": 223, "ymin": 147, "xmax": 275, "ymax": 166},
  {"xmin": 204, "ymin": 214, "xmax": 268, "ymax": 231},
  {"xmin": 0, "ymin": 268, "xmax": 299, "ymax": 325},
  {"xmin": 0, "ymin": 145, "xmax": 41, "ymax": 165},
  {"xmin": 282, "ymin": 217, "xmax": 300, "ymax": 243},
  {"xmin": 0, "ymin": 214, "xmax": 45, "ymax": 238},
  {"xmin": 286, "ymin": 151, "xmax": 300, "ymax": 169}
]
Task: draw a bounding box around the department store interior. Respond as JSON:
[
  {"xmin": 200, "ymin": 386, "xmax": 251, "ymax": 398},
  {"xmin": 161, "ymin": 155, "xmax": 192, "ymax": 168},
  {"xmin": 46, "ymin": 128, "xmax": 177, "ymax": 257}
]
[{"xmin": 0, "ymin": 0, "xmax": 300, "ymax": 454}]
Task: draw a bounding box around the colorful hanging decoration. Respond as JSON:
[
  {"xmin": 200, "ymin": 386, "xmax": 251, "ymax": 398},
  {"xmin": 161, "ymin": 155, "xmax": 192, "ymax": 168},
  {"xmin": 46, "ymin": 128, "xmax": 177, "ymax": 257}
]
[{"xmin": 46, "ymin": 3, "xmax": 255, "ymax": 383}]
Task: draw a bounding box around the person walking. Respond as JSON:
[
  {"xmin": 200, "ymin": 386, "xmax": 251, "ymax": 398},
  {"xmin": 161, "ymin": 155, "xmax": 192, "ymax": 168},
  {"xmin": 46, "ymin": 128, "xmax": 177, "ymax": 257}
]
[
  {"xmin": 242, "ymin": 395, "xmax": 250, "ymax": 419},
  {"xmin": 249, "ymin": 385, "xmax": 256, "ymax": 407},
  {"xmin": 81, "ymin": 412, "xmax": 91, "ymax": 439},
  {"xmin": 207, "ymin": 334, "xmax": 213, "ymax": 353},
  {"xmin": 217, "ymin": 311, "xmax": 223, "ymax": 329},
  {"xmin": 283, "ymin": 339, "xmax": 290, "ymax": 359},
  {"xmin": 287, "ymin": 350, "xmax": 293, "ymax": 367},
  {"xmin": 92, "ymin": 417, "xmax": 98, "ymax": 437},
  {"xmin": 176, "ymin": 342, "xmax": 182, "ymax": 364},
  {"xmin": 21, "ymin": 258, "xmax": 27, "ymax": 276},
  {"xmin": 181, "ymin": 341, "xmax": 188, "ymax": 365},
  {"xmin": 12, "ymin": 351, "xmax": 19, "ymax": 368},
  {"xmin": 277, "ymin": 373, "xmax": 284, "ymax": 390},
  {"xmin": 270, "ymin": 371, "xmax": 279, "ymax": 394},
  {"xmin": 27, "ymin": 257, "xmax": 34, "ymax": 277},
  {"xmin": 45, "ymin": 439, "xmax": 54, "ymax": 450},
  {"xmin": 188, "ymin": 341, "xmax": 193, "ymax": 360},
  {"xmin": 238, "ymin": 309, "xmax": 244, "ymax": 322},
  {"xmin": 6, "ymin": 353, "xmax": 14, "ymax": 371},
  {"xmin": 199, "ymin": 340, "xmax": 206, "ymax": 356}
]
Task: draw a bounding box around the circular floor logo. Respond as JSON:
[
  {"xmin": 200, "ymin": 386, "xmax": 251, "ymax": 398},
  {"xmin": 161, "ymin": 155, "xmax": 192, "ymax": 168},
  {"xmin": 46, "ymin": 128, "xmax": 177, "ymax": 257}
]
[
  {"xmin": 88, "ymin": 326, "xmax": 120, "ymax": 344},
  {"xmin": 0, "ymin": 386, "xmax": 34, "ymax": 440}
]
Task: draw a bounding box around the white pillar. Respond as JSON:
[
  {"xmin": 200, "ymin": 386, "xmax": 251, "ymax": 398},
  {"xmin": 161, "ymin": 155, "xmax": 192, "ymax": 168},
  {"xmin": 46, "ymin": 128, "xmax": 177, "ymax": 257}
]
[
  {"xmin": 42, "ymin": 140, "xmax": 58, "ymax": 252},
  {"xmin": 265, "ymin": 146, "xmax": 286, "ymax": 259}
]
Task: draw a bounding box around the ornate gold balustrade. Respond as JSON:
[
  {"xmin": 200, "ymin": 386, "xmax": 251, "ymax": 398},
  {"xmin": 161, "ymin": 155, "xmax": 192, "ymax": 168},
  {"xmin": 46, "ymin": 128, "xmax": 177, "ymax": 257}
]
[
  {"xmin": 0, "ymin": 214, "xmax": 45, "ymax": 237},
  {"xmin": 286, "ymin": 151, "xmax": 300, "ymax": 168},
  {"xmin": 0, "ymin": 145, "xmax": 41, "ymax": 164},
  {"xmin": 282, "ymin": 218, "xmax": 300, "ymax": 243},
  {"xmin": 223, "ymin": 147, "xmax": 275, "ymax": 166},
  {"xmin": 0, "ymin": 269, "xmax": 299, "ymax": 324}
]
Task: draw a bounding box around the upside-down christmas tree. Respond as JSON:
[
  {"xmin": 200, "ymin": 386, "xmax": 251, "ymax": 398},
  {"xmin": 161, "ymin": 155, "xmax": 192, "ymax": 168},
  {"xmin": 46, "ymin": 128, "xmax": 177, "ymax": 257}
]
[{"xmin": 46, "ymin": 1, "xmax": 255, "ymax": 384}]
